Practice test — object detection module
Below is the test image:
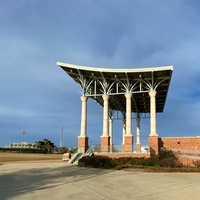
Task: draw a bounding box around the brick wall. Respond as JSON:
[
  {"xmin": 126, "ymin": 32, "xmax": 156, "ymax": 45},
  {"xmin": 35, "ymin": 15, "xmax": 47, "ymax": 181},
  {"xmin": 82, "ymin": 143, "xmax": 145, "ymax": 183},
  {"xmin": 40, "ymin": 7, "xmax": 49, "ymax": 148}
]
[
  {"xmin": 178, "ymin": 157, "xmax": 200, "ymax": 167},
  {"xmin": 96, "ymin": 153, "xmax": 150, "ymax": 159},
  {"xmin": 159, "ymin": 137, "xmax": 200, "ymax": 151},
  {"xmin": 159, "ymin": 137, "xmax": 200, "ymax": 167}
]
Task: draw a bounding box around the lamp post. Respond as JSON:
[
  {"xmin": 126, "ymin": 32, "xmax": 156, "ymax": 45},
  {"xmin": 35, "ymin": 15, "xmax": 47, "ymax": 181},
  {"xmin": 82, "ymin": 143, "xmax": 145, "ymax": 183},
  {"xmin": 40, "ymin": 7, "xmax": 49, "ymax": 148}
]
[
  {"xmin": 60, "ymin": 126, "xmax": 63, "ymax": 148},
  {"xmin": 21, "ymin": 130, "xmax": 26, "ymax": 148}
]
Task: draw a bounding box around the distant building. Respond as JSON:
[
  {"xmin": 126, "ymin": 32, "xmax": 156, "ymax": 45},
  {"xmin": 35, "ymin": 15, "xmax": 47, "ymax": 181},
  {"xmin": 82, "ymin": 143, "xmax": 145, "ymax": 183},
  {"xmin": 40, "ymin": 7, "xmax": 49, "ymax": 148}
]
[{"xmin": 5, "ymin": 142, "xmax": 37, "ymax": 149}]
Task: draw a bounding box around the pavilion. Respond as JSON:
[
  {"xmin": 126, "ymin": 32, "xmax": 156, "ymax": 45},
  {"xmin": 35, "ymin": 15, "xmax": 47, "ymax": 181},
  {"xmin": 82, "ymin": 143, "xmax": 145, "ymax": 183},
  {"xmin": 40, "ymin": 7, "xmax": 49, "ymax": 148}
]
[{"xmin": 57, "ymin": 62, "xmax": 173, "ymax": 155}]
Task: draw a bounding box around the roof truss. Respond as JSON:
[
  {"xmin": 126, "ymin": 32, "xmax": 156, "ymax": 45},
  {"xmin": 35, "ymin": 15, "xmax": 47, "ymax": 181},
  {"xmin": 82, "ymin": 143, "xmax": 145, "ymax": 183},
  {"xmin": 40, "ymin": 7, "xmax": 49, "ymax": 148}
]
[{"xmin": 57, "ymin": 62, "xmax": 173, "ymax": 114}]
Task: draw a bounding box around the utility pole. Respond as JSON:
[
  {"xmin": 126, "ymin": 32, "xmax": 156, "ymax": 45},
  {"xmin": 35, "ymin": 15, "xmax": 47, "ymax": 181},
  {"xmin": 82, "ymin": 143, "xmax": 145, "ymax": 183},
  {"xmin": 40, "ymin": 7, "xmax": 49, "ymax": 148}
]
[
  {"xmin": 21, "ymin": 130, "xmax": 26, "ymax": 148},
  {"xmin": 60, "ymin": 126, "xmax": 63, "ymax": 148}
]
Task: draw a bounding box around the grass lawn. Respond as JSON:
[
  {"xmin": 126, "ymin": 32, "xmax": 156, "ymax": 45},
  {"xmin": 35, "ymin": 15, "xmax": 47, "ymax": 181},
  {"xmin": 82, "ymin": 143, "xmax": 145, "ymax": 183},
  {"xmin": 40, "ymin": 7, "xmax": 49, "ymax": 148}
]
[{"xmin": 0, "ymin": 152, "xmax": 62, "ymax": 163}]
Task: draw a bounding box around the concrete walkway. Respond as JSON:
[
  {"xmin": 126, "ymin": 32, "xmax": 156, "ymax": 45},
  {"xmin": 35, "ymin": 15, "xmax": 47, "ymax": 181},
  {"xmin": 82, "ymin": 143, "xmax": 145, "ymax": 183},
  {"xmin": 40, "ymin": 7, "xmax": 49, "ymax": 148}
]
[{"xmin": 0, "ymin": 161, "xmax": 200, "ymax": 200}]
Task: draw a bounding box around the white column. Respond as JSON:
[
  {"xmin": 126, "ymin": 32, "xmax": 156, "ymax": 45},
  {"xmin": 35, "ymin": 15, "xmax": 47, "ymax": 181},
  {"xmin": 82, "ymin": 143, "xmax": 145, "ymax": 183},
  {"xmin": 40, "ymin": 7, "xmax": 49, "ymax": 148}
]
[
  {"xmin": 136, "ymin": 117, "xmax": 141, "ymax": 144},
  {"xmin": 149, "ymin": 90, "xmax": 158, "ymax": 136},
  {"xmin": 80, "ymin": 95, "xmax": 88, "ymax": 137},
  {"xmin": 109, "ymin": 118, "xmax": 113, "ymax": 145},
  {"xmin": 102, "ymin": 94, "xmax": 109, "ymax": 136},
  {"xmin": 125, "ymin": 92, "xmax": 132, "ymax": 136},
  {"xmin": 122, "ymin": 118, "xmax": 126, "ymax": 144}
]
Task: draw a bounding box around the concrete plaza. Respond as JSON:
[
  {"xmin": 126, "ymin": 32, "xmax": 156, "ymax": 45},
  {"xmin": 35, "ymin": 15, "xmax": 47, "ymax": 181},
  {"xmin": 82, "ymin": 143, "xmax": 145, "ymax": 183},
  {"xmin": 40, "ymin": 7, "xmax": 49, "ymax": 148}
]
[{"xmin": 0, "ymin": 161, "xmax": 200, "ymax": 200}]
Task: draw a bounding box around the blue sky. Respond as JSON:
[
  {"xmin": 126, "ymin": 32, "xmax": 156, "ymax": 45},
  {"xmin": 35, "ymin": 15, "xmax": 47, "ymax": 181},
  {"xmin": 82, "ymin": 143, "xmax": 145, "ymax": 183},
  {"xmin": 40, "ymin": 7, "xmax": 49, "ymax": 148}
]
[{"xmin": 1, "ymin": 0, "xmax": 200, "ymax": 148}]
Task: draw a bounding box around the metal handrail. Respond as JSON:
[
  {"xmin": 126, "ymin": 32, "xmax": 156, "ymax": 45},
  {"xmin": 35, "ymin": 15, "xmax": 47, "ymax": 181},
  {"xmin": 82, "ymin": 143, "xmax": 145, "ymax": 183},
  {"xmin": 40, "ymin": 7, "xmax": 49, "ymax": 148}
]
[
  {"xmin": 69, "ymin": 147, "xmax": 81, "ymax": 164},
  {"xmin": 83, "ymin": 146, "xmax": 94, "ymax": 156},
  {"xmin": 69, "ymin": 145, "xmax": 150, "ymax": 164}
]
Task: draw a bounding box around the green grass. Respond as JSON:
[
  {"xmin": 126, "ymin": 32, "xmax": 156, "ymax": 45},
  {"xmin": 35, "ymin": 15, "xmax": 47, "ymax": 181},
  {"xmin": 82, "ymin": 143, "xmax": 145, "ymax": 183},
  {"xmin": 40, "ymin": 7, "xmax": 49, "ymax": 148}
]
[{"xmin": 0, "ymin": 152, "xmax": 62, "ymax": 163}]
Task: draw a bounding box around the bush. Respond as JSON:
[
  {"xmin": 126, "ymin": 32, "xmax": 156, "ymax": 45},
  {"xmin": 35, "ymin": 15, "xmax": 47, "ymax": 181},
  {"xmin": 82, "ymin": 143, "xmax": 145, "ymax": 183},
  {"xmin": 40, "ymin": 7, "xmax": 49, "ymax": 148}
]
[
  {"xmin": 78, "ymin": 149, "xmax": 181, "ymax": 170},
  {"xmin": 193, "ymin": 160, "xmax": 200, "ymax": 168},
  {"xmin": 112, "ymin": 157, "xmax": 132, "ymax": 166},
  {"xmin": 157, "ymin": 149, "xmax": 181, "ymax": 168},
  {"xmin": 78, "ymin": 155, "xmax": 114, "ymax": 168},
  {"xmin": 158, "ymin": 149, "xmax": 176, "ymax": 160}
]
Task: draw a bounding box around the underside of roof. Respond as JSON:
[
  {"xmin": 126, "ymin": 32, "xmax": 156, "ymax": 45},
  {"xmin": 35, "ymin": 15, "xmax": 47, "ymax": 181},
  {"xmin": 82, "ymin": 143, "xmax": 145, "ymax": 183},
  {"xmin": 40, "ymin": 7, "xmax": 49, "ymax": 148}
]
[{"xmin": 57, "ymin": 62, "xmax": 173, "ymax": 115}]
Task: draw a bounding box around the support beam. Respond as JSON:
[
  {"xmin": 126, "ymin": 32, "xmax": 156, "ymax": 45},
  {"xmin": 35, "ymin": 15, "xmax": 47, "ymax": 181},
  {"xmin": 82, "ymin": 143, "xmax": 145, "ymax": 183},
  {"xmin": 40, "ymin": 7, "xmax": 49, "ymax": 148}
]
[
  {"xmin": 148, "ymin": 90, "xmax": 159, "ymax": 155},
  {"xmin": 109, "ymin": 118, "xmax": 113, "ymax": 145},
  {"xmin": 136, "ymin": 117, "xmax": 141, "ymax": 152},
  {"xmin": 78, "ymin": 96, "xmax": 88, "ymax": 153},
  {"xmin": 109, "ymin": 118, "xmax": 113, "ymax": 152},
  {"xmin": 102, "ymin": 94, "xmax": 109, "ymax": 136},
  {"xmin": 80, "ymin": 96, "xmax": 88, "ymax": 137},
  {"xmin": 101, "ymin": 94, "xmax": 110, "ymax": 152},
  {"xmin": 122, "ymin": 118, "xmax": 126, "ymax": 144},
  {"xmin": 125, "ymin": 92, "xmax": 132, "ymax": 136},
  {"xmin": 149, "ymin": 90, "xmax": 158, "ymax": 136},
  {"xmin": 122, "ymin": 92, "xmax": 133, "ymax": 152}
]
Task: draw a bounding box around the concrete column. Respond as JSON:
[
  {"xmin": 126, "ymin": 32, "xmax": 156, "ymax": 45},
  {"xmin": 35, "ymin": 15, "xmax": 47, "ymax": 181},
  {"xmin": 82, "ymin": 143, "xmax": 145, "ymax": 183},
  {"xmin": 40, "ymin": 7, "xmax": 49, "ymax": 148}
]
[
  {"xmin": 102, "ymin": 94, "xmax": 109, "ymax": 136},
  {"xmin": 109, "ymin": 118, "xmax": 113, "ymax": 145},
  {"xmin": 149, "ymin": 90, "xmax": 158, "ymax": 136},
  {"xmin": 122, "ymin": 118, "xmax": 126, "ymax": 144},
  {"xmin": 136, "ymin": 117, "xmax": 141, "ymax": 152},
  {"xmin": 125, "ymin": 92, "xmax": 132, "ymax": 136},
  {"xmin": 109, "ymin": 118, "xmax": 113, "ymax": 152},
  {"xmin": 122, "ymin": 92, "xmax": 133, "ymax": 152},
  {"xmin": 136, "ymin": 117, "xmax": 141, "ymax": 144},
  {"xmin": 80, "ymin": 96, "xmax": 88, "ymax": 137}
]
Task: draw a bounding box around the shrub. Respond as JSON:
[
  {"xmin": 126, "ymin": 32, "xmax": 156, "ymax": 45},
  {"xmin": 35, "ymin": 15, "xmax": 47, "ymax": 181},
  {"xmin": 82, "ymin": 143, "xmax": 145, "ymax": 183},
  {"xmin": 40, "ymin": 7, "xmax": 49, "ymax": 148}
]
[
  {"xmin": 157, "ymin": 149, "xmax": 181, "ymax": 168},
  {"xmin": 112, "ymin": 157, "xmax": 132, "ymax": 166},
  {"xmin": 78, "ymin": 149, "xmax": 181, "ymax": 170},
  {"xmin": 142, "ymin": 156, "xmax": 158, "ymax": 166},
  {"xmin": 193, "ymin": 160, "xmax": 200, "ymax": 168},
  {"xmin": 78, "ymin": 155, "xmax": 114, "ymax": 168},
  {"xmin": 158, "ymin": 149, "xmax": 176, "ymax": 160}
]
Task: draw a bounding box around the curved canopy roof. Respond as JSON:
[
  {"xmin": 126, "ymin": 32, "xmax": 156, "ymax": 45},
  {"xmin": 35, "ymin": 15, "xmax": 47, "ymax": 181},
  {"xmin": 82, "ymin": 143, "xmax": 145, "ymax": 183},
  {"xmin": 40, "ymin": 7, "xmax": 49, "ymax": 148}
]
[{"xmin": 57, "ymin": 62, "xmax": 173, "ymax": 115}]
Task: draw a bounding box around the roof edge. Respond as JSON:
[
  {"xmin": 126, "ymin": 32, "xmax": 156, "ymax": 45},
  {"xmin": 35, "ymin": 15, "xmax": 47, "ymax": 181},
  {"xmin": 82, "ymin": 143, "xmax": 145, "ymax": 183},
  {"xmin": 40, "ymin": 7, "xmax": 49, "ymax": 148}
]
[{"xmin": 56, "ymin": 62, "xmax": 173, "ymax": 73}]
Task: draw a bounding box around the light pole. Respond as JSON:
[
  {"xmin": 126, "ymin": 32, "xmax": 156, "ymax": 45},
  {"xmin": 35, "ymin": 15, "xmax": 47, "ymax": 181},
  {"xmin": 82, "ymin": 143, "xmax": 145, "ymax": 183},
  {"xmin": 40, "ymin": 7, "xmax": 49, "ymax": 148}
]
[
  {"xmin": 21, "ymin": 130, "xmax": 26, "ymax": 147},
  {"xmin": 60, "ymin": 126, "xmax": 63, "ymax": 148}
]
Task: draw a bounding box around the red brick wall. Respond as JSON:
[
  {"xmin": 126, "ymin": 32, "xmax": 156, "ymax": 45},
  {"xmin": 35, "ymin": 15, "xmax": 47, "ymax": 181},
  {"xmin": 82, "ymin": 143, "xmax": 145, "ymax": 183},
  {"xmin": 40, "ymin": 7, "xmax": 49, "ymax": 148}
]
[
  {"xmin": 159, "ymin": 137, "xmax": 200, "ymax": 167},
  {"xmin": 178, "ymin": 157, "xmax": 199, "ymax": 167},
  {"xmin": 96, "ymin": 153, "xmax": 198, "ymax": 167},
  {"xmin": 97, "ymin": 153, "xmax": 150, "ymax": 159},
  {"xmin": 159, "ymin": 137, "xmax": 200, "ymax": 151}
]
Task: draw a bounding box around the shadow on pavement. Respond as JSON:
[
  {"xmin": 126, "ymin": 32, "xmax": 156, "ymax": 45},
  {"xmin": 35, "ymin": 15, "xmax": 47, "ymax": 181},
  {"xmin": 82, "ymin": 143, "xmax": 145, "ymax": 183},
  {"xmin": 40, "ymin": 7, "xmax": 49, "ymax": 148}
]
[{"xmin": 0, "ymin": 163, "xmax": 113, "ymax": 199}]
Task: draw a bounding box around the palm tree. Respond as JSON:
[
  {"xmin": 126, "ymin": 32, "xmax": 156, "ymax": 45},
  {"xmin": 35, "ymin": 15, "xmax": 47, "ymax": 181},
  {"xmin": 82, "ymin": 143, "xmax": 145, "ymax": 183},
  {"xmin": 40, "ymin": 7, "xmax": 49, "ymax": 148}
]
[
  {"xmin": 35, "ymin": 141, "xmax": 42, "ymax": 149},
  {"xmin": 35, "ymin": 139, "xmax": 55, "ymax": 153},
  {"xmin": 43, "ymin": 139, "xmax": 55, "ymax": 153}
]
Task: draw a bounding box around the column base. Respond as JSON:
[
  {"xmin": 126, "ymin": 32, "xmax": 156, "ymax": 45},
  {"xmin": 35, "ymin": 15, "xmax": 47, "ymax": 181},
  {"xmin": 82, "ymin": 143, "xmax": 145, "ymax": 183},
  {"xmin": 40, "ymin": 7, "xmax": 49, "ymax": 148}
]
[
  {"xmin": 109, "ymin": 144, "xmax": 114, "ymax": 153},
  {"xmin": 100, "ymin": 136, "xmax": 110, "ymax": 152},
  {"xmin": 78, "ymin": 136, "xmax": 88, "ymax": 153},
  {"xmin": 122, "ymin": 135, "xmax": 133, "ymax": 152},
  {"xmin": 136, "ymin": 143, "xmax": 141, "ymax": 153},
  {"xmin": 148, "ymin": 136, "xmax": 159, "ymax": 155}
]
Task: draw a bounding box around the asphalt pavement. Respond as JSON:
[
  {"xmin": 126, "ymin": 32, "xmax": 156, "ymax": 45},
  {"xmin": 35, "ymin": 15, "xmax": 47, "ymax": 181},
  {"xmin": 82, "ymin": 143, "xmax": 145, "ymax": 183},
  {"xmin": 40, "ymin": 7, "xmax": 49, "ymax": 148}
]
[{"xmin": 0, "ymin": 161, "xmax": 200, "ymax": 200}]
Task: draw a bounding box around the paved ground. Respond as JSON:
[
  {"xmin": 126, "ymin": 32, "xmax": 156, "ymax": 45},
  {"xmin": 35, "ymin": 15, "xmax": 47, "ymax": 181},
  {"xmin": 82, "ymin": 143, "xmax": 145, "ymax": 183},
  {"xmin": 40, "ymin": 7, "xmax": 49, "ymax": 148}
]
[{"xmin": 0, "ymin": 161, "xmax": 200, "ymax": 200}]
